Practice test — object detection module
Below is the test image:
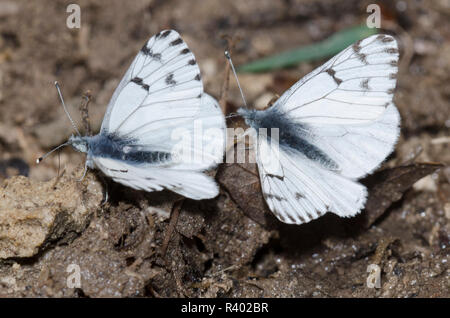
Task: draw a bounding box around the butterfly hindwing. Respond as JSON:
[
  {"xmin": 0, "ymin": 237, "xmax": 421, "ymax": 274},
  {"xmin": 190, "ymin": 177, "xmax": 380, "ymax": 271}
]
[
  {"xmin": 305, "ymin": 102, "xmax": 400, "ymax": 179},
  {"xmin": 257, "ymin": 137, "xmax": 367, "ymax": 224},
  {"xmin": 167, "ymin": 93, "xmax": 226, "ymax": 171},
  {"xmin": 94, "ymin": 157, "xmax": 219, "ymax": 200}
]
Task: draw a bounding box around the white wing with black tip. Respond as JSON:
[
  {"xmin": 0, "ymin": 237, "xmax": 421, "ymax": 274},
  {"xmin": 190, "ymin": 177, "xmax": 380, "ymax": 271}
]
[
  {"xmin": 270, "ymin": 34, "xmax": 401, "ymax": 180},
  {"xmin": 101, "ymin": 29, "xmax": 204, "ymax": 151},
  {"xmin": 274, "ymin": 34, "xmax": 399, "ymax": 125}
]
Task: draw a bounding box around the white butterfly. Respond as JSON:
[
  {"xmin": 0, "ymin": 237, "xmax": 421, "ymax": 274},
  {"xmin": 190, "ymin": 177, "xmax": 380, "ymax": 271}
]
[
  {"xmin": 238, "ymin": 34, "xmax": 401, "ymax": 224},
  {"xmin": 50, "ymin": 30, "xmax": 226, "ymax": 200}
]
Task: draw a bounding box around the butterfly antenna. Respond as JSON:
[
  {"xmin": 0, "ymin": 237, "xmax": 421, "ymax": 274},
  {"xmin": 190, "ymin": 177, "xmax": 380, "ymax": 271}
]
[
  {"xmin": 224, "ymin": 51, "xmax": 247, "ymax": 108},
  {"xmin": 55, "ymin": 81, "xmax": 81, "ymax": 136},
  {"xmin": 36, "ymin": 142, "xmax": 69, "ymax": 164}
]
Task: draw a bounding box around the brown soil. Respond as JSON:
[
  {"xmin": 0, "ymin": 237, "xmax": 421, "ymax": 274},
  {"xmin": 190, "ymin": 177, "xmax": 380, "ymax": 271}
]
[{"xmin": 0, "ymin": 0, "xmax": 448, "ymax": 297}]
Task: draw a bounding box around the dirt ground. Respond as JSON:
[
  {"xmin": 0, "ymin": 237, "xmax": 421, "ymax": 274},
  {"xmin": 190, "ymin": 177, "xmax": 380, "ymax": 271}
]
[{"xmin": 0, "ymin": 0, "xmax": 449, "ymax": 297}]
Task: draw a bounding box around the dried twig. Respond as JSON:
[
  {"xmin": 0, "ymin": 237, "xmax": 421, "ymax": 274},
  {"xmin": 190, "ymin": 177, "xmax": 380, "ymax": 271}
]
[
  {"xmin": 79, "ymin": 90, "xmax": 92, "ymax": 135},
  {"xmin": 161, "ymin": 199, "xmax": 184, "ymax": 257}
]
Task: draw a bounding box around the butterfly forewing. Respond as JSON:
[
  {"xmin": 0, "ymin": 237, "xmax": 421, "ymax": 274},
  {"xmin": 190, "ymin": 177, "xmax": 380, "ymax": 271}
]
[
  {"xmin": 101, "ymin": 30, "xmax": 203, "ymax": 140},
  {"xmin": 274, "ymin": 34, "xmax": 398, "ymax": 125}
]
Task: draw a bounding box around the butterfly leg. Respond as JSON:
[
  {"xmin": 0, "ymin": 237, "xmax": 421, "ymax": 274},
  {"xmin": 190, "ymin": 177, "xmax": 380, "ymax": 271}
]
[
  {"xmin": 102, "ymin": 185, "xmax": 109, "ymax": 206},
  {"xmin": 95, "ymin": 173, "xmax": 109, "ymax": 205},
  {"xmin": 77, "ymin": 160, "xmax": 89, "ymax": 182},
  {"xmin": 92, "ymin": 173, "xmax": 109, "ymax": 206}
]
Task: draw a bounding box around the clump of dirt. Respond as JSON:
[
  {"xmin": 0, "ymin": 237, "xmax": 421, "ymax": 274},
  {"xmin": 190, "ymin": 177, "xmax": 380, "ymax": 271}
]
[
  {"xmin": 0, "ymin": 169, "xmax": 101, "ymax": 259},
  {"xmin": 0, "ymin": 0, "xmax": 449, "ymax": 297}
]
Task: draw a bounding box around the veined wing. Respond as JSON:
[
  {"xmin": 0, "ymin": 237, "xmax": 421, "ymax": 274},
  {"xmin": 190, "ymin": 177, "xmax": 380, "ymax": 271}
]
[
  {"xmin": 256, "ymin": 136, "xmax": 367, "ymax": 224},
  {"xmin": 274, "ymin": 34, "xmax": 399, "ymax": 125},
  {"xmin": 93, "ymin": 157, "xmax": 219, "ymax": 200},
  {"xmin": 101, "ymin": 29, "xmax": 203, "ymax": 148}
]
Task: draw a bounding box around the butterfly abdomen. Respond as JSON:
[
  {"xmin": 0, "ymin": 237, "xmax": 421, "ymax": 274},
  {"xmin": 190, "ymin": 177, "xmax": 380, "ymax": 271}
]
[
  {"xmin": 87, "ymin": 134, "xmax": 171, "ymax": 165},
  {"xmin": 241, "ymin": 107, "xmax": 338, "ymax": 170}
]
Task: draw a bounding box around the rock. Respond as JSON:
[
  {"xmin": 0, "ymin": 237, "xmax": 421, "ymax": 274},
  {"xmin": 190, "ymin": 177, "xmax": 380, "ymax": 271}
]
[{"xmin": 0, "ymin": 171, "xmax": 102, "ymax": 259}]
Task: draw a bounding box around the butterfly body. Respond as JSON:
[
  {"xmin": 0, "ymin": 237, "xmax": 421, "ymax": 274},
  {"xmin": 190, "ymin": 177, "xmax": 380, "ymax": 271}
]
[
  {"xmin": 69, "ymin": 134, "xmax": 172, "ymax": 168},
  {"xmin": 238, "ymin": 107, "xmax": 338, "ymax": 170}
]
